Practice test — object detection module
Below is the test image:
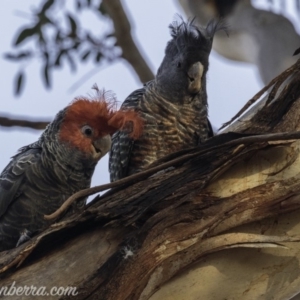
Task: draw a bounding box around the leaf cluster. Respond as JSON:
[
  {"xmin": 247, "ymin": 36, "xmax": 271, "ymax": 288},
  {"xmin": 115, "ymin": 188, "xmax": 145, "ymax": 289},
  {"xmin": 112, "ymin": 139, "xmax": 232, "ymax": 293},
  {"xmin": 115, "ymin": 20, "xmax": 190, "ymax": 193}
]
[{"xmin": 4, "ymin": 0, "xmax": 118, "ymax": 96}]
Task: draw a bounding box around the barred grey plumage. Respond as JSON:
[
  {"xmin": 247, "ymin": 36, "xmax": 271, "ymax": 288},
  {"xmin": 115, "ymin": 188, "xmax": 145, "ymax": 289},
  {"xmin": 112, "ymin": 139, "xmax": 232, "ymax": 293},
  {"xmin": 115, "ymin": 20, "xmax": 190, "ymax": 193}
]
[
  {"xmin": 0, "ymin": 94, "xmax": 143, "ymax": 251},
  {"xmin": 109, "ymin": 17, "xmax": 226, "ymax": 181}
]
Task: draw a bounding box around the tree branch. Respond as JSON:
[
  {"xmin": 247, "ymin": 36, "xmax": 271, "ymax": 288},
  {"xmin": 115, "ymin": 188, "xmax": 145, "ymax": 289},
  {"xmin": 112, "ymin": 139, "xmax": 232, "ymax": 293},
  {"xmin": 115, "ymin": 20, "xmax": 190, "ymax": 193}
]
[
  {"xmin": 2, "ymin": 56, "xmax": 300, "ymax": 300},
  {"xmin": 102, "ymin": 0, "xmax": 154, "ymax": 83},
  {"xmin": 0, "ymin": 115, "xmax": 49, "ymax": 130},
  {"xmin": 44, "ymin": 130, "xmax": 300, "ymax": 221}
]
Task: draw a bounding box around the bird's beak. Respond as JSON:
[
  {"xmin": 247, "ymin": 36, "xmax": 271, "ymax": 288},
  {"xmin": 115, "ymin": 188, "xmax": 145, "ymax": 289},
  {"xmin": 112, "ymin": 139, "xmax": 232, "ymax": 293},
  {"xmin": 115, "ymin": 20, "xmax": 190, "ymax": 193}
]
[
  {"xmin": 91, "ymin": 135, "xmax": 111, "ymax": 160},
  {"xmin": 187, "ymin": 62, "xmax": 204, "ymax": 94}
]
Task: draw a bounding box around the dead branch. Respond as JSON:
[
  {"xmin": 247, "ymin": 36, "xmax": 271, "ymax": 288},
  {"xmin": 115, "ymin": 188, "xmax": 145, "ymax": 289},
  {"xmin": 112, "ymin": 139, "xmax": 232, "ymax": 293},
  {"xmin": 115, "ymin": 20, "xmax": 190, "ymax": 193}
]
[
  {"xmin": 45, "ymin": 130, "xmax": 300, "ymax": 221},
  {"xmin": 0, "ymin": 116, "xmax": 49, "ymax": 130}
]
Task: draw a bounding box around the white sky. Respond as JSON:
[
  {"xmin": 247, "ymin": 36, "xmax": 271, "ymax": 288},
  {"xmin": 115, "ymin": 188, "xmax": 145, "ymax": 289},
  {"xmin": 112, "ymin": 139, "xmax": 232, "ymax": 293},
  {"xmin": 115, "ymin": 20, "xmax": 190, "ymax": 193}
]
[{"xmin": 0, "ymin": 0, "xmax": 263, "ymax": 189}]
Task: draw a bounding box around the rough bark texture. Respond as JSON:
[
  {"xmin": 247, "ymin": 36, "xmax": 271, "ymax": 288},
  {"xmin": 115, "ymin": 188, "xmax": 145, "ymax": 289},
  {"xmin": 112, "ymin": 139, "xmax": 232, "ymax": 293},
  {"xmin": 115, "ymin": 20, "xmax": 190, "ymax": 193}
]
[{"xmin": 1, "ymin": 60, "xmax": 300, "ymax": 299}]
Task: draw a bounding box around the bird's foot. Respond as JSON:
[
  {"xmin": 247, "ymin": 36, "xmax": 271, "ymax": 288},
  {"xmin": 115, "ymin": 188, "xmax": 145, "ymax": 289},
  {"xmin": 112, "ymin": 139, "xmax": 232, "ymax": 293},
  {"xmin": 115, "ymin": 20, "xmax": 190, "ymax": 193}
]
[{"xmin": 16, "ymin": 229, "xmax": 32, "ymax": 247}]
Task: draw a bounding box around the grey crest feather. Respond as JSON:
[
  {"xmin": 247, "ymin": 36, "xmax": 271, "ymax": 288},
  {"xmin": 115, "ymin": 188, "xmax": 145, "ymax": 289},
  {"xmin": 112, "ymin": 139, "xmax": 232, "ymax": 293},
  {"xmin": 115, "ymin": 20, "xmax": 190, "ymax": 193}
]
[
  {"xmin": 205, "ymin": 19, "xmax": 228, "ymax": 39},
  {"xmin": 167, "ymin": 15, "xmax": 228, "ymax": 56}
]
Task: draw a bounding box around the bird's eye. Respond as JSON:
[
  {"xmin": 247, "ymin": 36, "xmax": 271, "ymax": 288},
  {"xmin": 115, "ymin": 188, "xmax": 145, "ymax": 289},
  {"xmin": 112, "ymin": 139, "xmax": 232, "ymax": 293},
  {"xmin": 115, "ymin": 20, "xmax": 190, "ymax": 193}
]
[
  {"xmin": 81, "ymin": 125, "xmax": 93, "ymax": 137},
  {"xmin": 177, "ymin": 62, "xmax": 181, "ymax": 68}
]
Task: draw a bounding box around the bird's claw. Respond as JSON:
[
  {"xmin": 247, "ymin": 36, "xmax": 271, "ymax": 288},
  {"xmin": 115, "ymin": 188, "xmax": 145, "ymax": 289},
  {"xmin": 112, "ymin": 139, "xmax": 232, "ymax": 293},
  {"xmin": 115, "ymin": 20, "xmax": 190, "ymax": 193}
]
[{"xmin": 16, "ymin": 229, "xmax": 32, "ymax": 247}]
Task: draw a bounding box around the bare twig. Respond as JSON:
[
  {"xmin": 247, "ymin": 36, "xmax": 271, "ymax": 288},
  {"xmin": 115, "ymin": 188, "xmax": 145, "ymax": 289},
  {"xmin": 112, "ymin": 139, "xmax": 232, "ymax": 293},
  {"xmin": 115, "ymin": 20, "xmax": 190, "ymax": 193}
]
[
  {"xmin": 219, "ymin": 60, "xmax": 300, "ymax": 130},
  {"xmin": 44, "ymin": 131, "xmax": 300, "ymax": 220},
  {"xmin": 0, "ymin": 116, "xmax": 49, "ymax": 130},
  {"xmin": 101, "ymin": 0, "xmax": 154, "ymax": 83}
]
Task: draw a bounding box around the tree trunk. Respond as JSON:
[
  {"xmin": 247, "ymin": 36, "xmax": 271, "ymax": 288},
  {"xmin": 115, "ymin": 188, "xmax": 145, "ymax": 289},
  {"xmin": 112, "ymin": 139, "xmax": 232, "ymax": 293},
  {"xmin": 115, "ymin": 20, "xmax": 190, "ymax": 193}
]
[{"xmin": 1, "ymin": 60, "xmax": 300, "ymax": 299}]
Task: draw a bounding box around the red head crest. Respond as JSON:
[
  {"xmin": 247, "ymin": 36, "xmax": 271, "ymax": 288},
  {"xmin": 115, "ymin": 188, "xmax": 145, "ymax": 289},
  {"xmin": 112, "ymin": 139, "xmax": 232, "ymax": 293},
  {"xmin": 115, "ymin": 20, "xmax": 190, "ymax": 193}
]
[{"xmin": 59, "ymin": 89, "xmax": 143, "ymax": 154}]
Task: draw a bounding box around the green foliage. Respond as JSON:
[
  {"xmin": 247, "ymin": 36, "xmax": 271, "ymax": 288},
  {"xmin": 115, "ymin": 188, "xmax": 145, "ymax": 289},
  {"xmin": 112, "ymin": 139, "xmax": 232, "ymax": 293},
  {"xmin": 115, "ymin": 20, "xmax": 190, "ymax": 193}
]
[{"xmin": 5, "ymin": 0, "xmax": 118, "ymax": 96}]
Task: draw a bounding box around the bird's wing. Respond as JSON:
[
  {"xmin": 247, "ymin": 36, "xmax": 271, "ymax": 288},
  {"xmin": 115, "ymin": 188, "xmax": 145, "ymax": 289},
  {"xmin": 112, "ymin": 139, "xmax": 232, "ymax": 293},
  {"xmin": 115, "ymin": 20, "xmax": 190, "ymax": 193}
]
[
  {"xmin": 0, "ymin": 144, "xmax": 41, "ymax": 218},
  {"xmin": 109, "ymin": 87, "xmax": 145, "ymax": 182}
]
